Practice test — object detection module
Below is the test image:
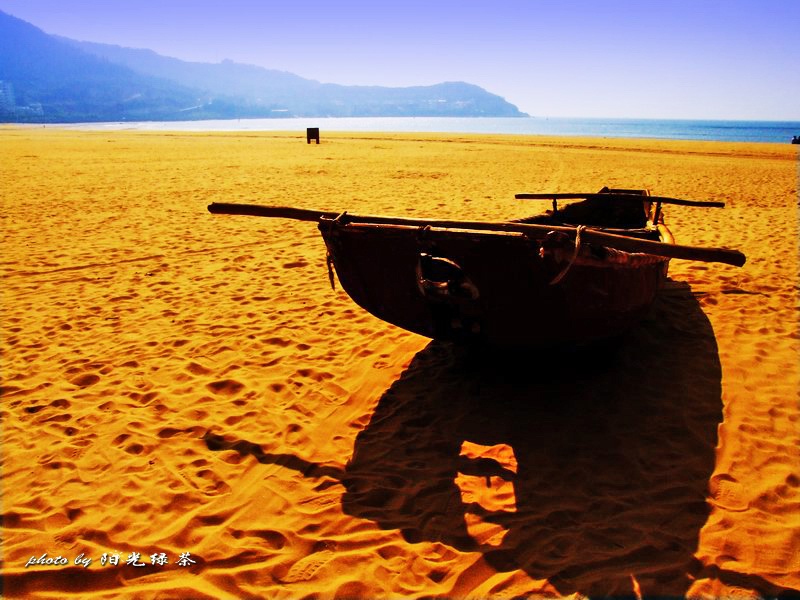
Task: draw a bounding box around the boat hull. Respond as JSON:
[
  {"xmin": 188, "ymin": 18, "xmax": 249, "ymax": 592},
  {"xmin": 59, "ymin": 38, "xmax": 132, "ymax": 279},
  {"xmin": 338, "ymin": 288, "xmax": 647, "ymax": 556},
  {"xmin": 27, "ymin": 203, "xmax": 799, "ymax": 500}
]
[{"xmin": 320, "ymin": 221, "xmax": 669, "ymax": 346}]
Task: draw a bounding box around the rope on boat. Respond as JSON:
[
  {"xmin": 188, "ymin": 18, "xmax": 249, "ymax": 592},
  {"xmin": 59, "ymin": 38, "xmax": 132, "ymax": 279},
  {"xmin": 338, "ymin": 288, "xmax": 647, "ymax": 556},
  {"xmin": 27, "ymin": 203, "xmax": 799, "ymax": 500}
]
[
  {"xmin": 549, "ymin": 225, "xmax": 585, "ymax": 285},
  {"xmin": 326, "ymin": 251, "xmax": 336, "ymax": 291}
]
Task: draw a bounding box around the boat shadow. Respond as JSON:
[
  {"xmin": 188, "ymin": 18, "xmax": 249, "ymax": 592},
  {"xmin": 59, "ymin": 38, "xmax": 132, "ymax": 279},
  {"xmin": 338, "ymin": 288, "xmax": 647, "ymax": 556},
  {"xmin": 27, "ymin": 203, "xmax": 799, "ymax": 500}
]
[
  {"xmin": 338, "ymin": 280, "xmax": 723, "ymax": 597},
  {"xmin": 205, "ymin": 281, "xmax": 724, "ymax": 596}
]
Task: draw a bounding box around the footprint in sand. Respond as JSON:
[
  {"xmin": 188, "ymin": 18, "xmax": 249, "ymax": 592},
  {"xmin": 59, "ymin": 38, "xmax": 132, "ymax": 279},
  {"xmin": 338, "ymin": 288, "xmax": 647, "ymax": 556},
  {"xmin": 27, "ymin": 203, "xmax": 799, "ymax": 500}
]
[
  {"xmin": 282, "ymin": 260, "xmax": 309, "ymax": 269},
  {"xmin": 295, "ymin": 493, "xmax": 340, "ymax": 516},
  {"xmin": 206, "ymin": 379, "xmax": 245, "ymax": 396},
  {"xmin": 172, "ymin": 458, "xmax": 232, "ymax": 496},
  {"xmin": 65, "ymin": 441, "xmax": 92, "ymax": 460},
  {"xmin": 278, "ymin": 549, "xmax": 335, "ymax": 583},
  {"xmin": 709, "ymin": 474, "xmax": 749, "ymax": 511},
  {"xmin": 125, "ymin": 443, "xmax": 145, "ymax": 455},
  {"xmin": 157, "ymin": 425, "xmax": 204, "ymax": 439},
  {"xmin": 231, "ymin": 528, "xmax": 287, "ymax": 549},
  {"xmin": 69, "ymin": 372, "xmax": 100, "ymax": 387},
  {"xmin": 187, "ymin": 361, "xmax": 213, "ymax": 375}
]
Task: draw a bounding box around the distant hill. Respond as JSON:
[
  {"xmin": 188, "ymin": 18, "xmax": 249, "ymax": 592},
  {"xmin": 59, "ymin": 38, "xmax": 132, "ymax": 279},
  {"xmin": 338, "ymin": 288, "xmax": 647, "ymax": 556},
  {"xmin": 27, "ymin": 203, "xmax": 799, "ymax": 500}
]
[
  {"xmin": 0, "ymin": 11, "xmax": 526, "ymax": 122},
  {"xmin": 0, "ymin": 11, "xmax": 203, "ymax": 122}
]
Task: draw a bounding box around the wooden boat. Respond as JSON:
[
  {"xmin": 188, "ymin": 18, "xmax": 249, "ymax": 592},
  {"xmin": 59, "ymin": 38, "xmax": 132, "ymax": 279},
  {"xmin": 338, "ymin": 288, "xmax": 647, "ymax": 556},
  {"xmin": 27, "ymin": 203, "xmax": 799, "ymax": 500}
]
[{"xmin": 208, "ymin": 188, "xmax": 745, "ymax": 346}]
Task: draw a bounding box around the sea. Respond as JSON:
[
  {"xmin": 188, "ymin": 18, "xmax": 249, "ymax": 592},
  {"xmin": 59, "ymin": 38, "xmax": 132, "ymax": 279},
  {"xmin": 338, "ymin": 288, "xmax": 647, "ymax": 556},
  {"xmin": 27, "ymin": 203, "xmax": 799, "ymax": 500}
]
[{"xmin": 65, "ymin": 116, "xmax": 800, "ymax": 144}]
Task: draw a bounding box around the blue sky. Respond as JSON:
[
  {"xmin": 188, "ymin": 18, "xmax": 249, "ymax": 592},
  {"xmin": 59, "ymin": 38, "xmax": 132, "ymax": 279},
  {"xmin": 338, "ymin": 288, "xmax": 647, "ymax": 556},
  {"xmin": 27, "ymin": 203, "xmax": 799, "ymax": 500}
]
[{"xmin": 1, "ymin": 0, "xmax": 798, "ymax": 120}]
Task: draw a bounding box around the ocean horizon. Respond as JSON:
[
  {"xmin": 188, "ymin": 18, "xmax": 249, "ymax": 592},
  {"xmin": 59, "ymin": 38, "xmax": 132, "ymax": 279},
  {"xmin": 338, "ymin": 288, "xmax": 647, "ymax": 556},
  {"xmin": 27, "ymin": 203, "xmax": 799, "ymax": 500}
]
[{"xmin": 56, "ymin": 116, "xmax": 800, "ymax": 144}]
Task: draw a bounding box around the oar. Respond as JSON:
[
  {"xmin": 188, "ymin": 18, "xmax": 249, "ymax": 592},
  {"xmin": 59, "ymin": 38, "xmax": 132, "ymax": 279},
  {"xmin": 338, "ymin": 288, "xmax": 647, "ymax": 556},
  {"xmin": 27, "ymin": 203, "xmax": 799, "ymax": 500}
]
[
  {"xmin": 208, "ymin": 202, "xmax": 746, "ymax": 267},
  {"xmin": 515, "ymin": 192, "xmax": 726, "ymax": 208}
]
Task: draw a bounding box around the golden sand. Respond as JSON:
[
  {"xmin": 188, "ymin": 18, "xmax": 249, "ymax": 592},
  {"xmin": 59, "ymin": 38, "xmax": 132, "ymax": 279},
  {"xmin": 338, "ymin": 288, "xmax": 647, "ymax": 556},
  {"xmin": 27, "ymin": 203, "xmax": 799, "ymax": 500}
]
[{"xmin": 1, "ymin": 128, "xmax": 798, "ymax": 598}]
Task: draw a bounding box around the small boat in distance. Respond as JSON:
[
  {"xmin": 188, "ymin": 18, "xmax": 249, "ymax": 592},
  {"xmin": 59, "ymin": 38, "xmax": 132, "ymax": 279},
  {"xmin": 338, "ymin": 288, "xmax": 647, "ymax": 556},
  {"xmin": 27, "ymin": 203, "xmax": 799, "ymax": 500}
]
[{"xmin": 208, "ymin": 188, "xmax": 745, "ymax": 346}]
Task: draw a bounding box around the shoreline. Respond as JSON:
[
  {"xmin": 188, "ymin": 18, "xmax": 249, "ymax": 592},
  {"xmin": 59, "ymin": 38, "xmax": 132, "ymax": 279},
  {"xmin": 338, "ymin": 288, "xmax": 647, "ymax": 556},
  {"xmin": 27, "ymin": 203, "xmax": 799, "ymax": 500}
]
[
  {"xmin": 2, "ymin": 125, "xmax": 796, "ymax": 156},
  {"xmin": 4, "ymin": 114, "xmax": 800, "ymax": 144}
]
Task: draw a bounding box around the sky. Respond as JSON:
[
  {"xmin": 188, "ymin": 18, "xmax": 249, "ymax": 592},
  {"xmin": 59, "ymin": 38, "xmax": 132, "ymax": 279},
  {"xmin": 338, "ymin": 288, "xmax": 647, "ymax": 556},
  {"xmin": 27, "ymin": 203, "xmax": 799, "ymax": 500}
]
[{"xmin": 1, "ymin": 0, "xmax": 798, "ymax": 120}]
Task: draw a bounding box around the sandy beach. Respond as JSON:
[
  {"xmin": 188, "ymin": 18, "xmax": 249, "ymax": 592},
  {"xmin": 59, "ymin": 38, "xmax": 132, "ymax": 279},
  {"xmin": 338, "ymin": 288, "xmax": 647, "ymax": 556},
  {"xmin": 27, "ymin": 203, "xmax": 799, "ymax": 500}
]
[{"xmin": 1, "ymin": 128, "xmax": 798, "ymax": 598}]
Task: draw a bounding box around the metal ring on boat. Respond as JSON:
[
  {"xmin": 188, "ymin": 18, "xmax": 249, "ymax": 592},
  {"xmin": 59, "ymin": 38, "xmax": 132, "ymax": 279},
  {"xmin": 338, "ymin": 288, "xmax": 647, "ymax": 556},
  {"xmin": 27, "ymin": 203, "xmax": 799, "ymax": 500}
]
[{"xmin": 416, "ymin": 253, "xmax": 480, "ymax": 300}]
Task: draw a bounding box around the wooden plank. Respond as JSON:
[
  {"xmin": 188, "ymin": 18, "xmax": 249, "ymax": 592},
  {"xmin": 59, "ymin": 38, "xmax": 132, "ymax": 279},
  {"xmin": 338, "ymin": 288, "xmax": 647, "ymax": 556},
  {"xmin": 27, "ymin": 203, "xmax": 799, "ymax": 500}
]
[{"xmin": 207, "ymin": 202, "xmax": 746, "ymax": 266}]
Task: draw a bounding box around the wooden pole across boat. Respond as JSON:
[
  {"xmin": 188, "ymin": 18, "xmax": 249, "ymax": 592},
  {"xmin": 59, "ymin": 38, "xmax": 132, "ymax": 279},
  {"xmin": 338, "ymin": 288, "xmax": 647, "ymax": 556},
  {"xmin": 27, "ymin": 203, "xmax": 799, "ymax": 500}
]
[
  {"xmin": 208, "ymin": 202, "xmax": 746, "ymax": 267},
  {"xmin": 515, "ymin": 192, "xmax": 727, "ymax": 208}
]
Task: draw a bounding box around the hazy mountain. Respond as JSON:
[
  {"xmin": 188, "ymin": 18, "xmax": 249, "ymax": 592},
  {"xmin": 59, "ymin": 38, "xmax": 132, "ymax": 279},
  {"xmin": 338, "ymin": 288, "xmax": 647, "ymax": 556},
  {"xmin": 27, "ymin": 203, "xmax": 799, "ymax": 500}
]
[
  {"xmin": 63, "ymin": 39, "xmax": 527, "ymax": 118},
  {"xmin": 0, "ymin": 10, "xmax": 526, "ymax": 122},
  {"xmin": 61, "ymin": 39, "xmax": 319, "ymax": 101},
  {"xmin": 0, "ymin": 11, "xmax": 204, "ymax": 122}
]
